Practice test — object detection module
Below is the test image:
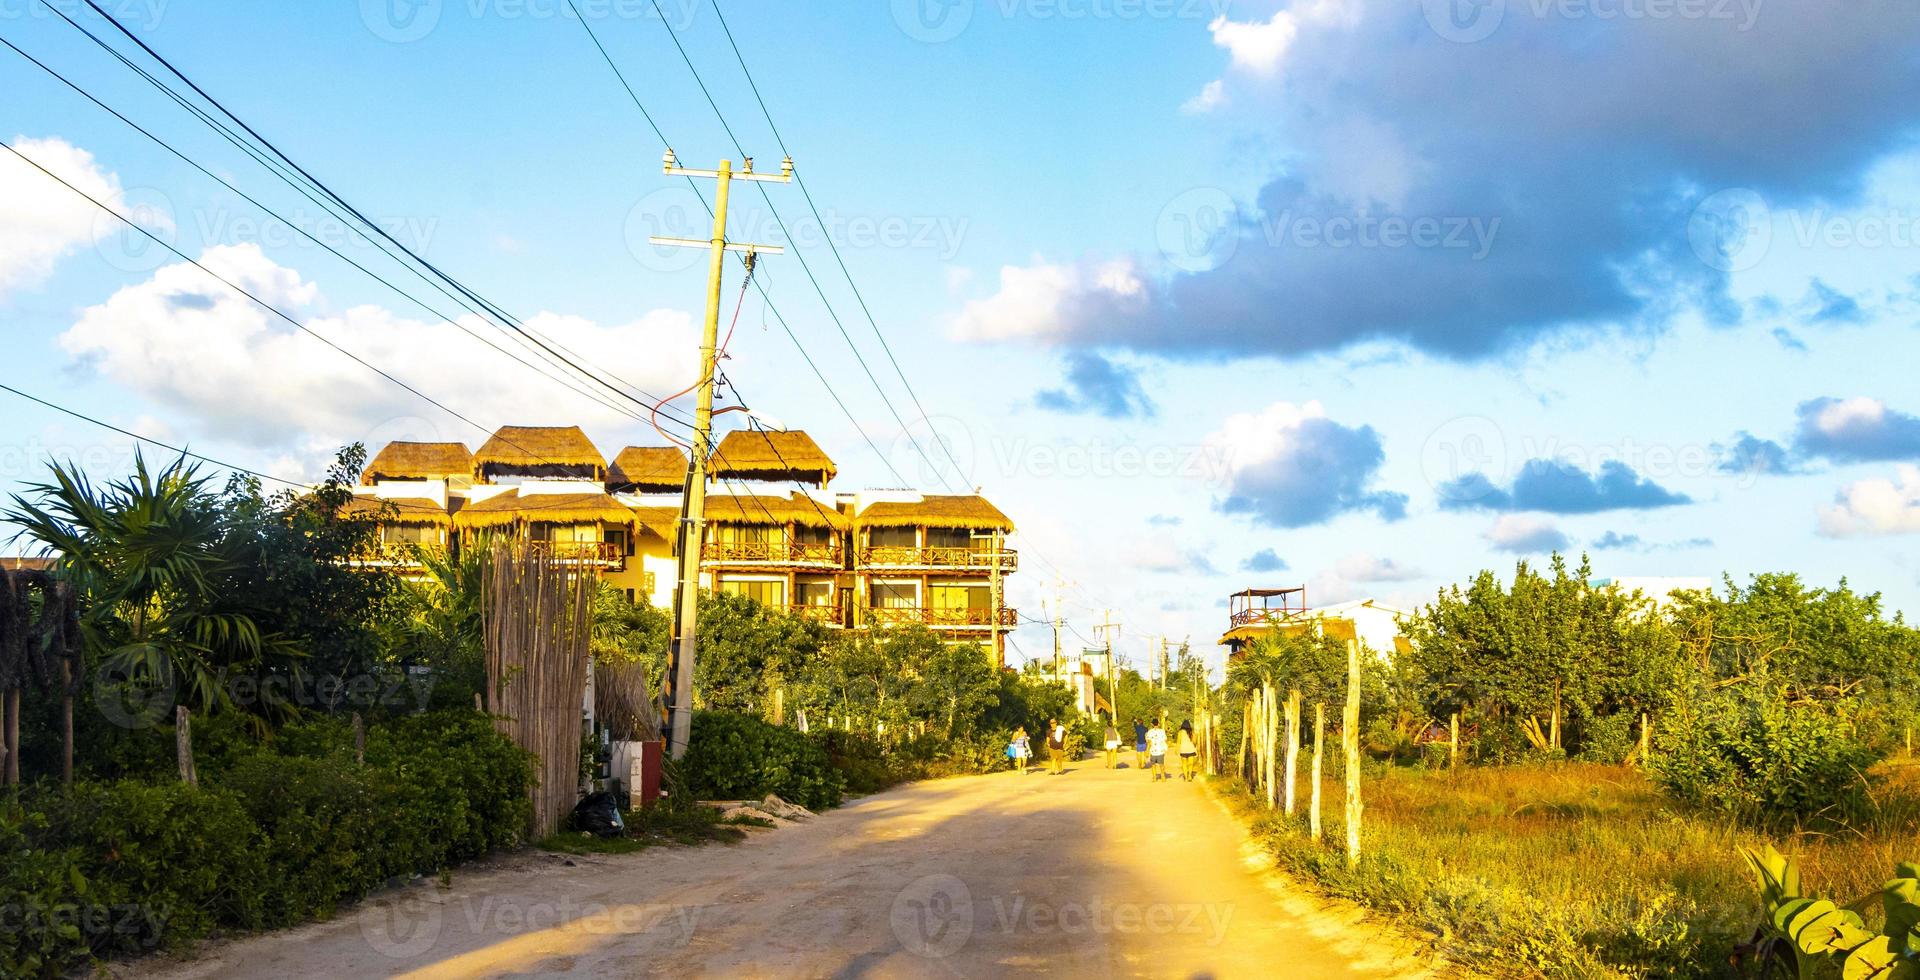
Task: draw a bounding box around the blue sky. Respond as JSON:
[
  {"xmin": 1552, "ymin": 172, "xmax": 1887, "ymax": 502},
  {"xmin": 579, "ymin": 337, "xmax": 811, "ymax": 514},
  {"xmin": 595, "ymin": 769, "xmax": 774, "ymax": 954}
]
[{"xmin": 3, "ymin": 0, "xmax": 1918, "ymax": 672}]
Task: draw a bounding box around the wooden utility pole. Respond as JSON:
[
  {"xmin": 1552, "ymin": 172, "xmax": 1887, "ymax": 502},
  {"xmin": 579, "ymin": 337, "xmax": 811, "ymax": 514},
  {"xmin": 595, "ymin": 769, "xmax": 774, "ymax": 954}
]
[
  {"xmin": 651, "ymin": 150, "xmax": 790, "ymax": 760},
  {"xmin": 1343, "ymin": 639, "xmax": 1362, "ymax": 867},
  {"xmin": 1310, "ymin": 703, "xmax": 1324, "ymax": 840},
  {"xmin": 1094, "ymin": 610, "xmax": 1121, "ymax": 724}
]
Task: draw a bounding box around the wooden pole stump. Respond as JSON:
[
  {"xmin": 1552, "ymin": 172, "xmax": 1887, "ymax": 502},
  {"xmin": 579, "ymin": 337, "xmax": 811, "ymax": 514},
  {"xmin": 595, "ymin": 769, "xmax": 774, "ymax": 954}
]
[
  {"xmin": 176, "ymin": 705, "xmax": 197, "ymax": 788},
  {"xmin": 1343, "ymin": 639, "xmax": 1362, "ymax": 867},
  {"xmin": 1310, "ymin": 703, "xmax": 1325, "ymax": 841},
  {"xmin": 1283, "ymin": 688, "xmax": 1300, "ymax": 816}
]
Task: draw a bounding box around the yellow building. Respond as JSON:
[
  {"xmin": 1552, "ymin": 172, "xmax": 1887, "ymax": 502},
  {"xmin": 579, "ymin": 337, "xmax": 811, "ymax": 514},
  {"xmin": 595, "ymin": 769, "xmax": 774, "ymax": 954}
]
[{"xmin": 351, "ymin": 424, "xmax": 1020, "ymax": 663}]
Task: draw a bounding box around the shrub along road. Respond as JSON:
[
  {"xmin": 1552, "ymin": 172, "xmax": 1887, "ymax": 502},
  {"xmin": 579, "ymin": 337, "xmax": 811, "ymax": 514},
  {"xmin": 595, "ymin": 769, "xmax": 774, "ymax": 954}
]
[{"xmin": 131, "ymin": 758, "xmax": 1441, "ymax": 978}]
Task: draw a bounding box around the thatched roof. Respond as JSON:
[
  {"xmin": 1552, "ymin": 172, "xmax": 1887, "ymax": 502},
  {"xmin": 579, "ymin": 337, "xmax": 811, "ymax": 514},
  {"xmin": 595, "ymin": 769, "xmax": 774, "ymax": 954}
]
[
  {"xmin": 472, "ymin": 426, "xmax": 606, "ymax": 476},
  {"xmin": 710, "ymin": 430, "xmax": 836, "ymax": 485},
  {"xmin": 343, "ymin": 495, "xmax": 452, "ymax": 526},
  {"xmin": 363, "ymin": 442, "xmax": 471, "ymax": 484},
  {"xmin": 629, "ymin": 506, "xmax": 682, "ymax": 539},
  {"xmin": 453, "ymin": 491, "xmax": 636, "ymax": 530},
  {"xmin": 857, "ymin": 495, "xmax": 1014, "ymax": 531},
  {"xmin": 608, "ymin": 446, "xmax": 688, "ymax": 491},
  {"xmin": 703, "ymin": 493, "xmax": 848, "ymax": 529}
]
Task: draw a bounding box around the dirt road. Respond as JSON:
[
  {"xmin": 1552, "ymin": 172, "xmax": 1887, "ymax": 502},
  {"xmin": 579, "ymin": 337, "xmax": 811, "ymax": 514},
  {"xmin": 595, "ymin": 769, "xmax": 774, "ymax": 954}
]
[{"xmin": 136, "ymin": 759, "xmax": 1439, "ymax": 978}]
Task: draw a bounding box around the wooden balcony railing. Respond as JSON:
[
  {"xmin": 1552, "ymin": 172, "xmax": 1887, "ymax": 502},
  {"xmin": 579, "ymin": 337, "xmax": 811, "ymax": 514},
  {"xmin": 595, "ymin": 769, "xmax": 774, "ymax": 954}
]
[
  {"xmin": 348, "ymin": 543, "xmax": 437, "ymax": 570},
  {"xmin": 526, "ymin": 540, "xmax": 626, "ymax": 568},
  {"xmin": 788, "ymin": 601, "xmax": 847, "ymax": 625},
  {"xmin": 864, "ymin": 606, "xmax": 1019, "ymax": 629},
  {"xmin": 704, "ymin": 541, "xmax": 842, "ymax": 565},
  {"xmin": 857, "ymin": 546, "xmax": 1019, "ymax": 571},
  {"xmin": 1229, "ymin": 608, "xmax": 1312, "ymax": 629}
]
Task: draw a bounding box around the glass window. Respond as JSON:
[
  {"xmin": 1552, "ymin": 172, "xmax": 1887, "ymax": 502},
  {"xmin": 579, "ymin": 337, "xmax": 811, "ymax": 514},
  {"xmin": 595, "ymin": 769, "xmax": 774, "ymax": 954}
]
[
  {"xmin": 382, "ymin": 525, "xmax": 437, "ymax": 546},
  {"xmin": 927, "ymin": 528, "xmax": 972, "ymax": 550},
  {"xmin": 868, "ymin": 527, "xmax": 917, "ymax": 548},
  {"xmin": 795, "ymin": 580, "xmax": 834, "ymax": 607},
  {"xmin": 870, "ymin": 583, "xmax": 918, "ymax": 608},
  {"xmin": 931, "ymin": 584, "xmax": 989, "ymax": 613},
  {"xmin": 719, "ymin": 579, "xmax": 785, "ymax": 606}
]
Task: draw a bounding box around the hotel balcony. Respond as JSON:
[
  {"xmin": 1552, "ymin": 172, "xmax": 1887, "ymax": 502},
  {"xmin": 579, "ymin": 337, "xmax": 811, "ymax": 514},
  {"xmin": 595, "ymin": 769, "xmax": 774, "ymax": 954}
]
[
  {"xmin": 855, "ymin": 546, "xmax": 1019, "ymax": 572},
  {"xmin": 787, "ymin": 600, "xmax": 848, "ymax": 627},
  {"xmin": 702, "ymin": 540, "xmax": 843, "ymax": 568},
  {"xmin": 1228, "ymin": 607, "xmax": 1314, "ymax": 629},
  {"xmin": 864, "ymin": 606, "xmax": 1019, "ymax": 630},
  {"xmin": 525, "ymin": 540, "xmax": 628, "ymax": 570}
]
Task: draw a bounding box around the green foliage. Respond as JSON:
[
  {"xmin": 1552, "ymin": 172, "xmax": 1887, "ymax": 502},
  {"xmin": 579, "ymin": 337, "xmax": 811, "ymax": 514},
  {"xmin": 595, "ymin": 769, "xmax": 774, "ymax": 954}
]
[
  {"xmin": 1650, "ymin": 678, "xmax": 1883, "ymax": 829},
  {"xmin": 1739, "ymin": 846, "xmax": 1920, "ymax": 979},
  {"xmin": 1578, "ymin": 712, "xmax": 1641, "ymax": 765},
  {"xmin": 680, "ymin": 711, "xmax": 844, "ymax": 811}
]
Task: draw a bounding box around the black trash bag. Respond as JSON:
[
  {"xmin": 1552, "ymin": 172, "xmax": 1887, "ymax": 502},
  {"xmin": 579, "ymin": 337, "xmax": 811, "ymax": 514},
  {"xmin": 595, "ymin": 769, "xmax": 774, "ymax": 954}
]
[{"xmin": 570, "ymin": 791, "xmax": 626, "ymax": 838}]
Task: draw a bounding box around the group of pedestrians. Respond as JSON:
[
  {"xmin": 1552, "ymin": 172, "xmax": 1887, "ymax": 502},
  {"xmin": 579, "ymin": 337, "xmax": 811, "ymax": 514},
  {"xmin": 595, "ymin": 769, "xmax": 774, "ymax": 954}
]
[{"xmin": 1009, "ymin": 714, "xmax": 1198, "ymax": 780}]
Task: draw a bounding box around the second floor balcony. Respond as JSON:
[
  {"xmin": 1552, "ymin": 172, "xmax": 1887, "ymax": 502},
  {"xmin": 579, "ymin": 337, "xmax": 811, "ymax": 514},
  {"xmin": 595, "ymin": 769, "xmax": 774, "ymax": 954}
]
[
  {"xmin": 864, "ymin": 605, "xmax": 1019, "ymax": 630},
  {"xmin": 856, "ymin": 546, "xmax": 1018, "ymax": 571},
  {"xmin": 703, "ymin": 539, "xmax": 843, "ymax": 567}
]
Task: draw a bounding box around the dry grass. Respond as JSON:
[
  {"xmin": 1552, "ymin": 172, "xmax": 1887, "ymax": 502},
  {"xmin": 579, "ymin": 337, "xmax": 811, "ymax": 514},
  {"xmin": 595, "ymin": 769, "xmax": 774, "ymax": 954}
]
[{"xmin": 1226, "ymin": 762, "xmax": 1920, "ymax": 979}]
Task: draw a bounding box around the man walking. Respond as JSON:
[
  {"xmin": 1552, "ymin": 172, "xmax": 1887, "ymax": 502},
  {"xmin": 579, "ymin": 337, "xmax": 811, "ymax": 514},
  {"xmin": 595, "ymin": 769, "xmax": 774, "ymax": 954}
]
[
  {"xmin": 1132, "ymin": 718, "xmax": 1148, "ymax": 770},
  {"xmin": 1046, "ymin": 718, "xmax": 1067, "ymax": 775},
  {"xmin": 1146, "ymin": 719, "xmax": 1169, "ymax": 782}
]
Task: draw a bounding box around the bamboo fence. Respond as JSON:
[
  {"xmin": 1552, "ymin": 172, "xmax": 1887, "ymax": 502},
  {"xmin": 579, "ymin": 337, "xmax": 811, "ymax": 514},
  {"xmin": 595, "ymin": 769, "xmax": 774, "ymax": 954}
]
[{"xmin": 483, "ymin": 541, "xmax": 594, "ymax": 840}]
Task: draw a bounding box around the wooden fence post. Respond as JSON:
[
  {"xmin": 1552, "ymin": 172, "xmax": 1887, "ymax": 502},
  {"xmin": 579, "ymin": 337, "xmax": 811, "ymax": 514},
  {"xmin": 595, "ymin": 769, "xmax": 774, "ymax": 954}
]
[
  {"xmin": 1343, "ymin": 639, "xmax": 1362, "ymax": 867},
  {"xmin": 1639, "ymin": 712, "xmax": 1651, "ymax": 761},
  {"xmin": 1237, "ymin": 700, "xmax": 1251, "ymax": 781},
  {"xmin": 176, "ymin": 705, "xmax": 197, "ymax": 788},
  {"xmin": 61, "ymin": 659, "xmax": 74, "ymax": 787},
  {"xmin": 1449, "ymin": 711, "xmax": 1459, "ymax": 770},
  {"xmin": 1284, "ymin": 689, "xmax": 1300, "ymax": 816},
  {"xmin": 352, "ymin": 712, "xmax": 366, "ymax": 765},
  {"xmin": 1264, "ymin": 680, "xmax": 1279, "ymax": 809},
  {"xmin": 2, "ymin": 687, "xmax": 19, "ymax": 786},
  {"xmin": 1310, "ymin": 703, "xmax": 1324, "ymax": 841}
]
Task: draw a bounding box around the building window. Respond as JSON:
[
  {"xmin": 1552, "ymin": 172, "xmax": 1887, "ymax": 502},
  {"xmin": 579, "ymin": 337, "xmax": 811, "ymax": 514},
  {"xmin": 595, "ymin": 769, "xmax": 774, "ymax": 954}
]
[
  {"xmin": 719, "ymin": 579, "xmax": 786, "ymax": 607},
  {"xmin": 535, "ymin": 523, "xmax": 602, "ymax": 544},
  {"xmin": 714, "ymin": 523, "xmax": 781, "ymax": 546},
  {"xmin": 381, "ymin": 525, "xmax": 438, "ymax": 546},
  {"xmin": 605, "ymin": 528, "xmax": 631, "ymax": 556},
  {"xmin": 927, "ymin": 528, "xmax": 973, "ymax": 550},
  {"xmin": 871, "ymin": 582, "xmax": 918, "ymax": 609},
  {"xmin": 930, "ymin": 583, "xmax": 989, "ymax": 614},
  {"xmin": 868, "ymin": 526, "xmax": 916, "ymax": 549},
  {"xmin": 795, "ymin": 580, "xmax": 834, "ymax": 607}
]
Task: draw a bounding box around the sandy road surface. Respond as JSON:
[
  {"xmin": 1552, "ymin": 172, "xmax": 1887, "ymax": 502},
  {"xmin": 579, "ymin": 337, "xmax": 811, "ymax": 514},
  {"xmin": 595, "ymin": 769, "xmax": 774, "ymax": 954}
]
[{"xmin": 133, "ymin": 759, "xmax": 1440, "ymax": 979}]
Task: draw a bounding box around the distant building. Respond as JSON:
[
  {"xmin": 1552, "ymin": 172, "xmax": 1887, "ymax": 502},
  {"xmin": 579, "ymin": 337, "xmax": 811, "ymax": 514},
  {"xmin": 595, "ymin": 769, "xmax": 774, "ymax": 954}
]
[
  {"xmin": 1219, "ymin": 585, "xmax": 1413, "ymax": 660},
  {"xmin": 351, "ymin": 424, "xmax": 1020, "ymax": 664}
]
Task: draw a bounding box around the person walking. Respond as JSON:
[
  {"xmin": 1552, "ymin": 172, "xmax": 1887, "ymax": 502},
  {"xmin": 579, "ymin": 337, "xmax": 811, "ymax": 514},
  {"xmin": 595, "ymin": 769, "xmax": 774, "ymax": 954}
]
[
  {"xmin": 1009, "ymin": 726, "xmax": 1031, "ymax": 775},
  {"xmin": 1177, "ymin": 719, "xmax": 1199, "ymax": 781},
  {"xmin": 1132, "ymin": 718, "xmax": 1148, "ymax": 770},
  {"xmin": 1046, "ymin": 718, "xmax": 1067, "ymax": 775},
  {"xmin": 1103, "ymin": 719, "xmax": 1120, "ymax": 769},
  {"xmin": 1146, "ymin": 719, "xmax": 1169, "ymax": 782}
]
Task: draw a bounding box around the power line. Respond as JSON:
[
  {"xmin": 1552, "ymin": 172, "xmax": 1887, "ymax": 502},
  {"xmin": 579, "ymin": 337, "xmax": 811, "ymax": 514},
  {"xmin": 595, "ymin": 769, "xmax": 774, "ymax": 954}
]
[
  {"xmin": 55, "ymin": 0, "xmax": 700, "ymax": 432},
  {"xmin": 641, "ymin": 0, "xmax": 964, "ymax": 493},
  {"xmin": 0, "ymin": 34, "xmax": 695, "ymax": 438},
  {"xmin": 706, "ymin": 1, "xmax": 972, "ymax": 491},
  {"xmin": 0, "ymin": 383, "xmax": 307, "ymax": 489},
  {"xmin": 560, "ymin": 5, "xmax": 920, "ymax": 491}
]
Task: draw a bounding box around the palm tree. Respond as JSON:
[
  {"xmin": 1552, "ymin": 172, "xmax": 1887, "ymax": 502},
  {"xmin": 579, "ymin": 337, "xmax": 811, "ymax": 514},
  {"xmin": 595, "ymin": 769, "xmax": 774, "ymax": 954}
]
[{"xmin": 6, "ymin": 453, "xmax": 271, "ymax": 715}]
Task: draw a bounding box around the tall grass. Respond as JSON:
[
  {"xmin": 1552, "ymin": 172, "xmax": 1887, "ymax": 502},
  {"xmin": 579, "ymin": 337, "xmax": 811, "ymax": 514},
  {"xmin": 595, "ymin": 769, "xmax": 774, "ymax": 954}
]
[{"xmin": 1227, "ymin": 763, "xmax": 1920, "ymax": 978}]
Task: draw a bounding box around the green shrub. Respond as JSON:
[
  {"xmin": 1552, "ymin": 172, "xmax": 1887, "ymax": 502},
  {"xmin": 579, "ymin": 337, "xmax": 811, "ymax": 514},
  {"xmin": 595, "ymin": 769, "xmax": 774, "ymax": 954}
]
[
  {"xmin": 681, "ymin": 711, "xmax": 843, "ymax": 810},
  {"xmin": 216, "ymin": 753, "xmax": 399, "ymax": 925},
  {"xmin": 1649, "ymin": 680, "xmax": 1883, "ymax": 827},
  {"xmin": 1576, "ymin": 712, "xmax": 1638, "ymax": 764},
  {"xmin": 0, "ymin": 804, "xmax": 94, "ymax": 976}
]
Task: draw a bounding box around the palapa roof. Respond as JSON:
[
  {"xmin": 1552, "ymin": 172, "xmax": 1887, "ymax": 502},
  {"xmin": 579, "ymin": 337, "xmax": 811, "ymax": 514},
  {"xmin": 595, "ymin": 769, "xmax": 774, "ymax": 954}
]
[
  {"xmin": 608, "ymin": 446, "xmax": 689, "ymax": 491},
  {"xmin": 857, "ymin": 495, "xmax": 1014, "ymax": 531},
  {"xmin": 629, "ymin": 505, "xmax": 682, "ymax": 539},
  {"xmin": 453, "ymin": 490, "xmax": 636, "ymax": 530},
  {"xmin": 710, "ymin": 430, "xmax": 836, "ymax": 485},
  {"xmin": 342, "ymin": 495, "xmax": 452, "ymax": 525},
  {"xmin": 704, "ymin": 492, "xmax": 848, "ymax": 529},
  {"xmin": 362, "ymin": 442, "xmax": 472, "ymax": 484},
  {"xmin": 472, "ymin": 426, "xmax": 606, "ymax": 475}
]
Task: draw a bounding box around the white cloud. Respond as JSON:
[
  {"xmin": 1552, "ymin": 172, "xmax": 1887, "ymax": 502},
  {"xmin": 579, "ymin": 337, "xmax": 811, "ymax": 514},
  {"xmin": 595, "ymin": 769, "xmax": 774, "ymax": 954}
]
[
  {"xmin": 1818, "ymin": 465, "xmax": 1920, "ymax": 537},
  {"xmin": 1483, "ymin": 514, "xmax": 1570, "ymax": 553},
  {"xmin": 58, "ymin": 243, "xmax": 700, "ymax": 450},
  {"xmin": 1808, "ymin": 396, "xmax": 1889, "ymax": 436},
  {"xmin": 1202, "ymin": 400, "xmax": 1406, "ymax": 528},
  {"xmin": 1182, "ymin": 79, "xmax": 1227, "ymax": 115},
  {"xmin": 1127, "ymin": 532, "xmax": 1217, "ymax": 575},
  {"xmin": 1204, "ymin": 0, "xmax": 1349, "ymax": 77},
  {"xmin": 0, "ymin": 136, "xmax": 164, "ymax": 298},
  {"xmin": 949, "ymin": 258, "xmax": 1145, "ymax": 343},
  {"xmin": 1332, "ymin": 551, "xmax": 1421, "ymax": 582}
]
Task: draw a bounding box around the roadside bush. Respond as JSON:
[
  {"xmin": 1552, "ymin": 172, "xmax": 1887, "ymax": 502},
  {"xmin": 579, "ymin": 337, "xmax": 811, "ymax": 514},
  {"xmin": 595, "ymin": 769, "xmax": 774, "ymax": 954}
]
[
  {"xmin": 216, "ymin": 754, "xmax": 397, "ymax": 925},
  {"xmin": 681, "ymin": 711, "xmax": 843, "ymax": 810},
  {"xmin": 1576, "ymin": 712, "xmax": 1638, "ymax": 764},
  {"xmin": 1649, "ymin": 680, "xmax": 1883, "ymax": 828}
]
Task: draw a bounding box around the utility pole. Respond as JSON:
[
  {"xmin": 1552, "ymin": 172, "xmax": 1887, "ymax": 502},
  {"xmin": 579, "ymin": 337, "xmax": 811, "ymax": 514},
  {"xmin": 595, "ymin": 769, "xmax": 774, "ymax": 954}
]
[
  {"xmin": 1094, "ymin": 610, "xmax": 1121, "ymax": 724},
  {"xmin": 1049, "ymin": 578, "xmax": 1065, "ymax": 682},
  {"xmin": 653, "ymin": 149, "xmax": 790, "ymax": 760}
]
